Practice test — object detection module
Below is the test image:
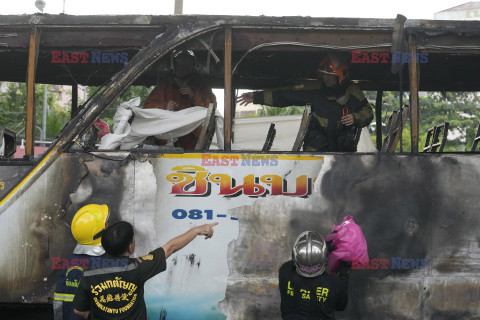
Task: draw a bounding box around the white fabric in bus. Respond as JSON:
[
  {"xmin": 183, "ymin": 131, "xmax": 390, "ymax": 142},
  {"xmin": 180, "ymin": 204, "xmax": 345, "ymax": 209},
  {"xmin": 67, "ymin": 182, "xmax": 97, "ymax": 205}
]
[
  {"xmin": 99, "ymin": 97, "xmax": 225, "ymax": 150},
  {"xmin": 357, "ymin": 127, "xmax": 378, "ymax": 153}
]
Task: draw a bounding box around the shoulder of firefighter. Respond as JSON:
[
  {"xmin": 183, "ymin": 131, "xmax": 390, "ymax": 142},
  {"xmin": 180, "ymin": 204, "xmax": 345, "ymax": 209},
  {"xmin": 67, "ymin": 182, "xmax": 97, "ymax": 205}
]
[{"xmin": 53, "ymin": 254, "xmax": 93, "ymax": 320}]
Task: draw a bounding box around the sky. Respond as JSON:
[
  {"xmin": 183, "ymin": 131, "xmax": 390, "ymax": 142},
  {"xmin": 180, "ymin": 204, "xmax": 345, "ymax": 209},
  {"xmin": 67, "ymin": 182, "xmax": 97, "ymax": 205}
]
[{"xmin": 2, "ymin": 0, "xmax": 468, "ymax": 19}]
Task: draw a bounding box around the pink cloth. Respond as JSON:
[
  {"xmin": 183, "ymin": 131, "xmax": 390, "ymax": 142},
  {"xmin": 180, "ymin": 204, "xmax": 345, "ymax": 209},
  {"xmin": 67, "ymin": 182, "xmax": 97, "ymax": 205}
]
[
  {"xmin": 326, "ymin": 215, "xmax": 369, "ymax": 274},
  {"xmin": 94, "ymin": 120, "xmax": 111, "ymax": 138}
]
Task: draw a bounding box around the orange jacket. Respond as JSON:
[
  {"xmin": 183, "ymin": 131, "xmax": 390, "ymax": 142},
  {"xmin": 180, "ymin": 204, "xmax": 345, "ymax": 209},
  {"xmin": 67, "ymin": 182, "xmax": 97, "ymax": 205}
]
[{"xmin": 143, "ymin": 79, "xmax": 216, "ymax": 150}]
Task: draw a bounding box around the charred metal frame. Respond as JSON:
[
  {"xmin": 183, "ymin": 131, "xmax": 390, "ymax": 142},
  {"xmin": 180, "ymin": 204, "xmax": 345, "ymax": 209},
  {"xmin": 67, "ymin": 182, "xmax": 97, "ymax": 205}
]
[
  {"xmin": 423, "ymin": 123, "xmax": 449, "ymax": 153},
  {"xmin": 292, "ymin": 104, "xmax": 312, "ymax": 152},
  {"xmin": 194, "ymin": 102, "xmax": 217, "ymax": 151},
  {"xmin": 375, "ymin": 90, "xmax": 383, "ymax": 150},
  {"xmin": 1, "ymin": 15, "xmax": 480, "ymax": 205},
  {"xmin": 381, "ymin": 106, "xmax": 409, "ymax": 153},
  {"xmin": 262, "ymin": 123, "xmax": 276, "ymax": 152}
]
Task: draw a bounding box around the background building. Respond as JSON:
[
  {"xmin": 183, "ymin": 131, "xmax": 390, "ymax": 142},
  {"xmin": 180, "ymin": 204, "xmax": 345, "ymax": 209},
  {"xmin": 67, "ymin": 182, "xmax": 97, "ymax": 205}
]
[{"xmin": 434, "ymin": 1, "xmax": 480, "ymax": 20}]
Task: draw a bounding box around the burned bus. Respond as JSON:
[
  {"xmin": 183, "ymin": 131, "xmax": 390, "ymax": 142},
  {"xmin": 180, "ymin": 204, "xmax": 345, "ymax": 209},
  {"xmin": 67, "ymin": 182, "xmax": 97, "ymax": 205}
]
[{"xmin": 0, "ymin": 14, "xmax": 480, "ymax": 319}]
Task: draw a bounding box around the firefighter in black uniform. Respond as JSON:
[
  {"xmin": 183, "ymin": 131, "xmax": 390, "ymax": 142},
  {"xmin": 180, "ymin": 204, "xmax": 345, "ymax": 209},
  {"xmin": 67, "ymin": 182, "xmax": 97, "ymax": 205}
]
[
  {"xmin": 72, "ymin": 221, "xmax": 217, "ymax": 319},
  {"xmin": 238, "ymin": 54, "xmax": 373, "ymax": 152},
  {"xmin": 53, "ymin": 204, "xmax": 109, "ymax": 320},
  {"xmin": 279, "ymin": 231, "xmax": 350, "ymax": 320}
]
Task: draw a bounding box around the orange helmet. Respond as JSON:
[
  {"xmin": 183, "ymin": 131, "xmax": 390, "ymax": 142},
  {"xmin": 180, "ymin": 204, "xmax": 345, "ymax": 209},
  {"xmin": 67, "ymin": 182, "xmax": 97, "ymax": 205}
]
[{"xmin": 317, "ymin": 54, "xmax": 349, "ymax": 86}]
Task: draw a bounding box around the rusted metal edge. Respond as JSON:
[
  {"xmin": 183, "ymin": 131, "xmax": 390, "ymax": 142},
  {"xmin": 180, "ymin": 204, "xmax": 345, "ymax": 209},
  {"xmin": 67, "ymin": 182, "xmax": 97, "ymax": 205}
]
[
  {"xmin": 390, "ymin": 14, "xmax": 407, "ymax": 75},
  {"xmin": 25, "ymin": 27, "xmax": 41, "ymax": 157},
  {"xmin": 408, "ymin": 35, "xmax": 419, "ymax": 154}
]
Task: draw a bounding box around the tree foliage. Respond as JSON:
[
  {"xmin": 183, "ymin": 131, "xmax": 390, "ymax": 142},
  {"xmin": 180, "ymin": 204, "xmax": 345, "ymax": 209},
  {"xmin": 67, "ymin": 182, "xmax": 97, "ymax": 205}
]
[
  {"xmin": 0, "ymin": 82, "xmax": 69, "ymax": 139},
  {"xmin": 365, "ymin": 91, "xmax": 480, "ymax": 152}
]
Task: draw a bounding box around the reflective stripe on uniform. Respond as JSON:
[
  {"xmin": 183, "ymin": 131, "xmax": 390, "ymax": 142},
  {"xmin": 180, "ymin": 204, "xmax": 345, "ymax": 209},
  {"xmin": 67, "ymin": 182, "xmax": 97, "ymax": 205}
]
[
  {"xmin": 83, "ymin": 263, "xmax": 137, "ymax": 277},
  {"xmin": 53, "ymin": 292, "xmax": 75, "ymax": 302}
]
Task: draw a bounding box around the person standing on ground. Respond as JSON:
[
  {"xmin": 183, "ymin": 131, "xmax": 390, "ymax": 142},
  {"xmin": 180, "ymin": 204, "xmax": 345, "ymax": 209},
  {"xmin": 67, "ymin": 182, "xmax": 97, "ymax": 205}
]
[
  {"xmin": 54, "ymin": 204, "xmax": 109, "ymax": 320},
  {"xmin": 279, "ymin": 231, "xmax": 350, "ymax": 319},
  {"xmin": 73, "ymin": 221, "xmax": 218, "ymax": 319}
]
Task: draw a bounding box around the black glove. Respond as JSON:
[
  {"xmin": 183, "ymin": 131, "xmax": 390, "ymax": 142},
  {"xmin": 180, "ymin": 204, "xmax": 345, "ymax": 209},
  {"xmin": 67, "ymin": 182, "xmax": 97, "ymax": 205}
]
[
  {"xmin": 325, "ymin": 230, "xmax": 338, "ymax": 254},
  {"xmin": 338, "ymin": 261, "xmax": 352, "ymax": 284}
]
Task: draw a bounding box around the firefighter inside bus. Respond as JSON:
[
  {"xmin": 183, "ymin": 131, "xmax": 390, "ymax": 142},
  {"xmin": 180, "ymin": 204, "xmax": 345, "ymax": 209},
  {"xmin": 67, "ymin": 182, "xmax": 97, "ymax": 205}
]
[
  {"xmin": 142, "ymin": 50, "xmax": 216, "ymax": 150},
  {"xmin": 237, "ymin": 53, "xmax": 373, "ymax": 152}
]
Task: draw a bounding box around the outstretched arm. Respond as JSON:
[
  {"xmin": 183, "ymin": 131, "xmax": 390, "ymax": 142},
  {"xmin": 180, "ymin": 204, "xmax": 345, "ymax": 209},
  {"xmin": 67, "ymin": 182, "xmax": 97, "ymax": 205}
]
[
  {"xmin": 238, "ymin": 90, "xmax": 319, "ymax": 109},
  {"xmin": 162, "ymin": 222, "xmax": 218, "ymax": 259}
]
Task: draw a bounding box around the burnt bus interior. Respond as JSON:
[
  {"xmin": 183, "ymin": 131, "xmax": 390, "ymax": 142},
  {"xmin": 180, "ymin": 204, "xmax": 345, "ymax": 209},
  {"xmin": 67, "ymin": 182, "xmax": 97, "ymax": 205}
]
[{"xmin": 0, "ymin": 14, "xmax": 480, "ymax": 162}]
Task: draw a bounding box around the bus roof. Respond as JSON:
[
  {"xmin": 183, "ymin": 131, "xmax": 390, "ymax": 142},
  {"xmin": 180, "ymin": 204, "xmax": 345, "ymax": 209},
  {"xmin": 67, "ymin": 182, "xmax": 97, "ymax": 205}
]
[{"xmin": 0, "ymin": 14, "xmax": 479, "ymax": 91}]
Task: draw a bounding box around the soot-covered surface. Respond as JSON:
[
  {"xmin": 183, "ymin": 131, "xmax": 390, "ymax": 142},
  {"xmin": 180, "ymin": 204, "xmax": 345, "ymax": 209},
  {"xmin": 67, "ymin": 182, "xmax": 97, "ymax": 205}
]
[{"xmin": 222, "ymin": 154, "xmax": 480, "ymax": 319}]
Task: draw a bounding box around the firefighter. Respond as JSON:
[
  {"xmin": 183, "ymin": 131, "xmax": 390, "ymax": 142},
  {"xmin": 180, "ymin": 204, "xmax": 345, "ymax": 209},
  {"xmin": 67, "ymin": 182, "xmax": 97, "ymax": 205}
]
[
  {"xmin": 279, "ymin": 231, "xmax": 350, "ymax": 319},
  {"xmin": 143, "ymin": 49, "xmax": 216, "ymax": 150},
  {"xmin": 237, "ymin": 54, "xmax": 373, "ymax": 152},
  {"xmin": 72, "ymin": 220, "xmax": 218, "ymax": 319},
  {"xmin": 53, "ymin": 204, "xmax": 109, "ymax": 320}
]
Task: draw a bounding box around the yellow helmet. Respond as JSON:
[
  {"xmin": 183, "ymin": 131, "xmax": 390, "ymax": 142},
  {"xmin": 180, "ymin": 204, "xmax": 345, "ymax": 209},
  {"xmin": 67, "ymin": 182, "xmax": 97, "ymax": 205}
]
[{"xmin": 71, "ymin": 204, "xmax": 109, "ymax": 246}]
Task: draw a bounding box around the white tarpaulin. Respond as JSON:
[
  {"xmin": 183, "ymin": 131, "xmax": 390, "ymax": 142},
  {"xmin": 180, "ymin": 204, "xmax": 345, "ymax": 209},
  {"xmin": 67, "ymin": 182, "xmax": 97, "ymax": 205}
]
[
  {"xmin": 357, "ymin": 127, "xmax": 378, "ymax": 153},
  {"xmin": 99, "ymin": 97, "xmax": 225, "ymax": 150}
]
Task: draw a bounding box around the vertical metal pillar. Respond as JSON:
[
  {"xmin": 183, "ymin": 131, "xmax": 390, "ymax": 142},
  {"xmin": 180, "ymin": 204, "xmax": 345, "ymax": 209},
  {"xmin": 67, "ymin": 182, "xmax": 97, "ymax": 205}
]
[
  {"xmin": 174, "ymin": 0, "xmax": 183, "ymax": 14},
  {"xmin": 25, "ymin": 27, "xmax": 40, "ymax": 157},
  {"xmin": 42, "ymin": 84, "xmax": 48, "ymax": 141},
  {"xmin": 72, "ymin": 84, "xmax": 78, "ymax": 118},
  {"xmin": 408, "ymin": 35, "xmax": 420, "ymax": 154},
  {"xmin": 224, "ymin": 28, "xmax": 232, "ymax": 151},
  {"xmin": 375, "ymin": 90, "xmax": 383, "ymax": 151}
]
